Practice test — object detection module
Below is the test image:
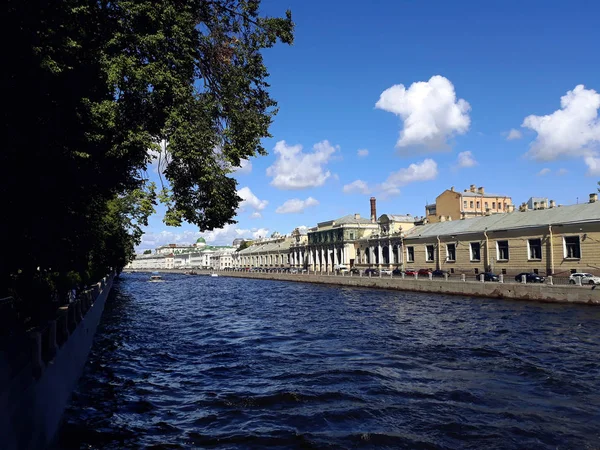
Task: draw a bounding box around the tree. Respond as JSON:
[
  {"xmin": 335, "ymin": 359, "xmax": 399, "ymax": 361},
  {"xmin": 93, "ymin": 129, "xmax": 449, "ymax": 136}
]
[
  {"xmin": 237, "ymin": 240, "xmax": 253, "ymax": 251},
  {"xmin": 143, "ymin": 250, "xmax": 152, "ymax": 255},
  {"xmin": 3, "ymin": 0, "xmax": 293, "ymax": 313}
]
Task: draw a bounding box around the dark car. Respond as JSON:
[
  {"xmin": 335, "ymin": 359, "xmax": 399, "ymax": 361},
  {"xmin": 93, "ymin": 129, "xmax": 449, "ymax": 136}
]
[
  {"xmin": 481, "ymin": 272, "xmax": 499, "ymax": 282},
  {"xmin": 350, "ymin": 267, "xmax": 360, "ymax": 275},
  {"xmin": 392, "ymin": 268, "xmax": 403, "ymax": 275},
  {"xmin": 515, "ymin": 272, "xmax": 545, "ymax": 283},
  {"xmin": 364, "ymin": 268, "xmax": 379, "ymax": 276},
  {"xmin": 418, "ymin": 268, "xmax": 432, "ymax": 276},
  {"xmin": 431, "ymin": 269, "xmax": 450, "ymax": 278}
]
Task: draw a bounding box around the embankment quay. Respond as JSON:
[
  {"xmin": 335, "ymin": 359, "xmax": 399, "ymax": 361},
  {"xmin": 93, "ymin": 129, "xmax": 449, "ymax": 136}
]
[{"xmin": 125, "ymin": 269, "xmax": 600, "ymax": 305}]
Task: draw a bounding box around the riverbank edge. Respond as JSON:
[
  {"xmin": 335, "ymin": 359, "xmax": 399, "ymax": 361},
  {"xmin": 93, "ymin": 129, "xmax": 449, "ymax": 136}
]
[
  {"xmin": 127, "ymin": 269, "xmax": 600, "ymax": 305},
  {"xmin": 0, "ymin": 273, "xmax": 115, "ymax": 450}
]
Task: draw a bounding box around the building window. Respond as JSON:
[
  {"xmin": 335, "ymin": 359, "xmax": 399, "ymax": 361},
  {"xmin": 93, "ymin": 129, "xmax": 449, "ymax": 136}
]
[
  {"xmin": 564, "ymin": 236, "xmax": 581, "ymax": 259},
  {"xmin": 474, "ymin": 268, "xmax": 479, "ymax": 274},
  {"xmin": 426, "ymin": 245, "xmax": 435, "ymax": 262},
  {"xmin": 470, "ymin": 201, "xmax": 474, "ymax": 208},
  {"xmin": 463, "ymin": 200, "xmax": 467, "ymax": 208},
  {"xmin": 349, "ymin": 232, "xmax": 355, "ymax": 240},
  {"xmin": 470, "ymin": 242, "xmax": 481, "ymax": 261},
  {"xmin": 501, "ymin": 268, "xmax": 507, "ymax": 275},
  {"xmin": 528, "ymin": 238, "xmax": 542, "ymax": 260},
  {"xmin": 485, "ymin": 202, "xmax": 489, "ymax": 209},
  {"xmin": 476, "ymin": 201, "xmax": 480, "ymax": 208},
  {"xmin": 407, "ymin": 246, "xmax": 415, "ymax": 262},
  {"xmin": 492, "ymin": 202, "xmax": 496, "ymax": 209},
  {"xmin": 450, "ymin": 268, "xmax": 455, "ymax": 274},
  {"xmin": 533, "ymin": 269, "xmax": 539, "ymax": 274},
  {"xmin": 497, "ymin": 240, "xmax": 509, "ymax": 260},
  {"xmin": 446, "ymin": 244, "xmax": 456, "ymax": 261}
]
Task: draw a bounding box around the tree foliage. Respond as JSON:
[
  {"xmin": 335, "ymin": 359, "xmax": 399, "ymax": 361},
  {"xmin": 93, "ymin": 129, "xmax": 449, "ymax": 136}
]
[{"xmin": 2, "ymin": 0, "xmax": 293, "ymax": 312}]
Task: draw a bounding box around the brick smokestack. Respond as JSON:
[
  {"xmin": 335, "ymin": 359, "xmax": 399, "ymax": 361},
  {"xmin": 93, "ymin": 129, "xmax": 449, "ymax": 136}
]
[{"xmin": 370, "ymin": 197, "xmax": 377, "ymax": 223}]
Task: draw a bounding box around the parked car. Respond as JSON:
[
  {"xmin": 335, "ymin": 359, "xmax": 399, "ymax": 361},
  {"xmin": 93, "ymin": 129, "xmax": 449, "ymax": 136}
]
[
  {"xmin": 334, "ymin": 264, "xmax": 349, "ymax": 274},
  {"xmin": 380, "ymin": 269, "xmax": 393, "ymax": 275},
  {"xmin": 431, "ymin": 269, "xmax": 450, "ymax": 278},
  {"xmin": 404, "ymin": 269, "xmax": 417, "ymax": 276},
  {"xmin": 514, "ymin": 272, "xmax": 545, "ymax": 283},
  {"xmin": 350, "ymin": 267, "xmax": 360, "ymax": 275},
  {"xmin": 418, "ymin": 268, "xmax": 432, "ymax": 276},
  {"xmin": 290, "ymin": 268, "xmax": 299, "ymax": 274},
  {"xmin": 481, "ymin": 272, "xmax": 499, "ymax": 282},
  {"xmin": 364, "ymin": 268, "xmax": 379, "ymax": 276},
  {"xmin": 392, "ymin": 268, "xmax": 403, "ymax": 275},
  {"xmin": 569, "ymin": 273, "xmax": 600, "ymax": 285}
]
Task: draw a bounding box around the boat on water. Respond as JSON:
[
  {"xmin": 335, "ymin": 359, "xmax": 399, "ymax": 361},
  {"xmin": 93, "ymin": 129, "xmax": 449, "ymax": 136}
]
[
  {"xmin": 210, "ymin": 273, "xmax": 219, "ymax": 277},
  {"xmin": 149, "ymin": 275, "xmax": 164, "ymax": 282}
]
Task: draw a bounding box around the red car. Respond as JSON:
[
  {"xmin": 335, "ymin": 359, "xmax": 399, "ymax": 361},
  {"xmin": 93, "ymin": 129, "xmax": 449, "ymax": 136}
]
[
  {"xmin": 404, "ymin": 269, "xmax": 417, "ymax": 276},
  {"xmin": 418, "ymin": 268, "xmax": 432, "ymax": 276}
]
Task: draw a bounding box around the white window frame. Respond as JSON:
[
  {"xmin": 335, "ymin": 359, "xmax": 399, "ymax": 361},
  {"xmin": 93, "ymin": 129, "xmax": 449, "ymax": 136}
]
[
  {"xmin": 446, "ymin": 243, "xmax": 456, "ymax": 262},
  {"xmin": 528, "ymin": 238, "xmax": 542, "ymax": 261},
  {"xmin": 496, "ymin": 240, "xmax": 509, "ymax": 261},
  {"xmin": 425, "ymin": 244, "xmax": 435, "ymax": 262},
  {"xmin": 406, "ymin": 246, "xmax": 415, "ymax": 263},
  {"xmin": 470, "ymin": 242, "xmax": 481, "ymax": 262},
  {"xmin": 563, "ymin": 235, "xmax": 581, "ymax": 259}
]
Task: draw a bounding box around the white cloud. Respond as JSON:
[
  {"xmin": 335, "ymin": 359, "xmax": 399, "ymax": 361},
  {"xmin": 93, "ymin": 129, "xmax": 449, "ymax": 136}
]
[
  {"xmin": 232, "ymin": 158, "xmax": 252, "ymax": 174},
  {"xmin": 557, "ymin": 168, "xmax": 568, "ymax": 176},
  {"xmin": 377, "ymin": 159, "xmax": 439, "ymax": 197},
  {"xmin": 137, "ymin": 225, "xmax": 270, "ymax": 249},
  {"xmin": 250, "ymin": 212, "xmax": 262, "ymax": 219},
  {"xmin": 275, "ymin": 197, "xmax": 319, "ymax": 214},
  {"xmin": 237, "ymin": 187, "xmax": 268, "ymax": 212},
  {"xmin": 357, "ymin": 148, "xmax": 369, "ymax": 157},
  {"xmin": 375, "ymin": 75, "xmax": 471, "ymax": 152},
  {"xmin": 537, "ymin": 168, "xmax": 551, "ymax": 176},
  {"xmin": 585, "ymin": 156, "xmax": 600, "ymax": 176},
  {"xmin": 506, "ymin": 129, "xmax": 523, "ymax": 140},
  {"xmin": 456, "ymin": 151, "xmax": 477, "ymax": 168},
  {"xmin": 343, "ymin": 179, "xmax": 371, "ymax": 194},
  {"xmin": 266, "ymin": 140, "xmax": 338, "ymax": 190},
  {"xmin": 523, "ymin": 85, "xmax": 600, "ymax": 161}
]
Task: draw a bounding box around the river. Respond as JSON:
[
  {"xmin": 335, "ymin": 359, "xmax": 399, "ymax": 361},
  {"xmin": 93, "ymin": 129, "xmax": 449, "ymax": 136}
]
[{"xmin": 57, "ymin": 272, "xmax": 600, "ymax": 449}]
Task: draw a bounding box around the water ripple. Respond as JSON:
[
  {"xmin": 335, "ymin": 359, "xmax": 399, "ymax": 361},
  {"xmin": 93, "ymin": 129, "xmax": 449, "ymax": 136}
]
[{"xmin": 57, "ymin": 273, "xmax": 600, "ymax": 449}]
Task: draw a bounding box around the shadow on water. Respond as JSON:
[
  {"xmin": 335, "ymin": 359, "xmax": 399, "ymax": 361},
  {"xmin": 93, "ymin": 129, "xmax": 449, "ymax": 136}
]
[{"xmin": 56, "ymin": 273, "xmax": 600, "ymax": 449}]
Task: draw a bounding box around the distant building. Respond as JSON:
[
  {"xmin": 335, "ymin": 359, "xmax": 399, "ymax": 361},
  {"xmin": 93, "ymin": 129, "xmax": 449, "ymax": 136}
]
[
  {"xmin": 232, "ymin": 238, "xmax": 245, "ymax": 248},
  {"xmin": 526, "ymin": 197, "xmax": 549, "ymax": 210},
  {"xmin": 425, "ymin": 185, "xmax": 514, "ymax": 223}
]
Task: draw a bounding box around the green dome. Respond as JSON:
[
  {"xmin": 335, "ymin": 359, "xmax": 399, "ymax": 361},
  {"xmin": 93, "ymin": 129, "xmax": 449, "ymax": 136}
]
[{"xmin": 196, "ymin": 237, "xmax": 206, "ymax": 243}]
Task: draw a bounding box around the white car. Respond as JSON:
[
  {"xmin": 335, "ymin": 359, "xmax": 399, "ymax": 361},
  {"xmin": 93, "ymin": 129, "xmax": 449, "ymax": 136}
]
[
  {"xmin": 380, "ymin": 269, "xmax": 393, "ymax": 275},
  {"xmin": 569, "ymin": 273, "xmax": 600, "ymax": 285}
]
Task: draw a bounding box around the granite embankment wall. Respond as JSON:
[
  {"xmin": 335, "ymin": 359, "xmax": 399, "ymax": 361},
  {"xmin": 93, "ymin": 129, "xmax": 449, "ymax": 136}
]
[
  {"xmin": 0, "ymin": 273, "xmax": 114, "ymax": 450},
  {"xmin": 130, "ymin": 269, "xmax": 600, "ymax": 305}
]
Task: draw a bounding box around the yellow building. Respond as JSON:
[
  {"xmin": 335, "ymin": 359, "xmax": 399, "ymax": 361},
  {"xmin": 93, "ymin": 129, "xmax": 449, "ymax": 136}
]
[
  {"xmin": 426, "ymin": 185, "xmax": 514, "ymax": 223},
  {"xmin": 407, "ymin": 194, "xmax": 600, "ymax": 277}
]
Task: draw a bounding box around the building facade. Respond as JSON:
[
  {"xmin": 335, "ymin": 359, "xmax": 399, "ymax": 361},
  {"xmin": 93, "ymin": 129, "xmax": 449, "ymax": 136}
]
[
  {"xmin": 406, "ymin": 194, "xmax": 600, "ymax": 277},
  {"xmin": 426, "ymin": 185, "xmax": 514, "ymax": 223}
]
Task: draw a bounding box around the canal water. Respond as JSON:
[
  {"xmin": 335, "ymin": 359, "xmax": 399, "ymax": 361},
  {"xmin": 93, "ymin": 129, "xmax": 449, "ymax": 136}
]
[{"xmin": 57, "ymin": 272, "xmax": 600, "ymax": 449}]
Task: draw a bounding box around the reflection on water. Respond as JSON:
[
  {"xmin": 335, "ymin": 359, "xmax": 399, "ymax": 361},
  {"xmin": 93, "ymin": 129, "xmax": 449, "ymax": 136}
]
[{"xmin": 57, "ymin": 273, "xmax": 600, "ymax": 449}]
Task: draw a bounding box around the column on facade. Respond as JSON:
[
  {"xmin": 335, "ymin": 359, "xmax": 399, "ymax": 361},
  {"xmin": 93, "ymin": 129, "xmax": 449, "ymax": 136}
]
[
  {"xmin": 319, "ymin": 247, "xmax": 324, "ymax": 272},
  {"xmin": 378, "ymin": 243, "xmax": 383, "ymax": 267},
  {"xmin": 342, "ymin": 245, "xmax": 347, "ymax": 266},
  {"xmin": 388, "ymin": 242, "xmax": 393, "ymax": 266},
  {"xmin": 333, "ymin": 246, "xmax": 338, "ymax": 266}
]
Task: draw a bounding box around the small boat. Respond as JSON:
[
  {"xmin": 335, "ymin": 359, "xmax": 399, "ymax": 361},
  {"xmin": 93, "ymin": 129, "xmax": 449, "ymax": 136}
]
[
  {"xmin": 210, "ymin": 273, "xmax": 219, "ymax": 278},
  {"xmin": 149, "ymin": 275, "xmax": 163, "ymax": 282}
]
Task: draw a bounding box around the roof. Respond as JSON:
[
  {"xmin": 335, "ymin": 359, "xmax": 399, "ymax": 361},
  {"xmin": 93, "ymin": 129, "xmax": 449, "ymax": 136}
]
[
  {"xmin": 315, "ymin": 214, "xmax": 375, "ymax": 228},
  {"xmin": 386, "ymin": 214, "xmax": 418, "ymax": 223},
  {"xmin": 237, "ymin": 239, "xmax": 291, "ymax": 255},
  {"xmin": 404, "ymin": 201, "xmax": 600, "ymax": 239},
  {"xmin": 196, "ymin": 237, "xmax": 206, "ymax": 243},
  {"xmin": 461, "ymin": 192, "xmax": 510, "ymax": 198}
]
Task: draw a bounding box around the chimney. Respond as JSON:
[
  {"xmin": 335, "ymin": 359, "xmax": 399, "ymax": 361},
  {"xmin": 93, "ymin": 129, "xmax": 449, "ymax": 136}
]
[
  {"xmin": 507, "ymin": 204, "xmax": 515, "ymax": 213},
  {"xmin": 590, "ymin": 193, "xmax": 598, "ymax": 203},
  {"xmin": 450, "ymin": 186, "xmax": 455, "ymax": 192},
  {"xmin": 470, "ymin": 184, "xmax": 476, "ymax": 193},
  {"xmin": 478, "ymin": 186, "xmax": 485, "ymax": 195},
  {"xmin": 540, "ymin": 200, "xmax": 547, "ymax": 209},
  {"xmin": 549, "ymin": 200, "xmax": 556, "ymax": 208},
  {"xmin": 447, "ymin": 216, "xmax": 452, "ymax": 221},
  {"xmin": 370, "ymin": 197, "xmax": 377, "ymax": 223},
  {"xmin": 533, "ymin": 201, "xmax": 538, "ymax": 210},
  {"xmin": 354, "ymin": 213, "xmax": 361, "ymax": 220},
  {"xmin": 519, "ymin": 203, "xmax": 527, "ymax": 212}
]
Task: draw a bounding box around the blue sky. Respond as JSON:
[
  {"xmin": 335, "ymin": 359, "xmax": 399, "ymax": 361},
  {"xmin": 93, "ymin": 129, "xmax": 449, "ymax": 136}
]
[{"xmin": 138, "ymin": 0, "xmax": 600, "ymax": 250}]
